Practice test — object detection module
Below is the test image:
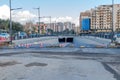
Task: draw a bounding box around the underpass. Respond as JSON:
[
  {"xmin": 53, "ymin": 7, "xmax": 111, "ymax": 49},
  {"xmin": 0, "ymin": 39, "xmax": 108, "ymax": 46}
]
[
  {"xmin": 2, "ymin": 36, "xmax": 119, "ymax": 55},
  {"xmin": 10, "ymin": 36, "xmax": 111, "ymax": 48},
  {"xmin": 0, "ymin": 36, "xmax": 120, "ymax": 80}
]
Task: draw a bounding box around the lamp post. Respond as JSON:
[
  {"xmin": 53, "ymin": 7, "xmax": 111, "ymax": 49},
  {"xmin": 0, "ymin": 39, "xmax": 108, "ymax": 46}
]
[
  {"xmin": 95, "ymin": 6, "xmax": 97, "ymax": 37},
  {"xmin": 9, "ymin": 0, "xmax": 22, "ymax": 44},
  {"xmin": 34, "ymin": 7, "xmax": 40, "ymax": 34},
  {"xmin": 111, "ymin": 0, "xmax": 114, "ymax": 42},
  {"xmin": 55, "ymin": 17, "xmax": 60, "ymax": 35},
  {"xmin": 9, "ymin": 0, "xmax": 12, "ymax": 44},
  {"xmin": 55, "ymin": 20, "xmax": 58, "ymax": 35}
]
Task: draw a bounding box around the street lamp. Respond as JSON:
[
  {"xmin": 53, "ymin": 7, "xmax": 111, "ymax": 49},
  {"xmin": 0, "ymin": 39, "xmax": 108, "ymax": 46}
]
[
  {"xmin": 111, "ymin": 0, "xmax": 114, "ymax": 42},
  {"xmin": 55, "ymin": 18, "xmax": 59, "ymax": 35},
  {"xmin": 95, "ymin": 6, "xmax": 97, "ymax": 37},
  {"xmin": 9, "ymin": 0, "xmax": 22, "ymax": 44},
  {"xmin": 9, "ymin": 0, "xmax": 12, "ymax": 44},
  {"xmin": 33, "ymin": 7, "xmax": 40, "ymax": 34}
]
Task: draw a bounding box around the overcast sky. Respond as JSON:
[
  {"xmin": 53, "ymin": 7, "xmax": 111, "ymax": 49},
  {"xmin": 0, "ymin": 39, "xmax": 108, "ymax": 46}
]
[{"xmin": 0, "ymin": 0, "xmax": 120, "ymax": 26}]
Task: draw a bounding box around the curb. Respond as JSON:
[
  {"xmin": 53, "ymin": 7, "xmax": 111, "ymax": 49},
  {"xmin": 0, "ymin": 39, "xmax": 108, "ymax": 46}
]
[{"xmin": 102, "ymin": 62, "xmax": 120, "ymax": 80}]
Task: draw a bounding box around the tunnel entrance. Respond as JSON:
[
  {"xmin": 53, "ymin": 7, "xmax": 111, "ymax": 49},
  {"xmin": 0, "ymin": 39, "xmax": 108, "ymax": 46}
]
[
  {"xmin": 58, "ymin": 37, "xmax": 73, "ymax": 43},
  {"xmin": 58, "ymin": 38, "xmax": 65, "ymax": 43},
  {"xmin": 67, "ymin": 37, "xmax": 73, "ymax": 43}
]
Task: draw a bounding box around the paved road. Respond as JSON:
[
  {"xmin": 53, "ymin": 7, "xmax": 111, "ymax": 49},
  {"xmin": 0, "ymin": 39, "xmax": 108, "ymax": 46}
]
[
  {"xmin": 0, "ymin": 36, "xmax": 119, "ymax": 80},
  {"xmin": 0, "ymin": 51, "xmax": 119, "ymax": 80}
]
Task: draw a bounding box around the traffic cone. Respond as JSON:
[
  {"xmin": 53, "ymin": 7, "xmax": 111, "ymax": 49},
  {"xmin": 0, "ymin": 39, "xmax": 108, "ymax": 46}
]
[
  {"xmin": 40, "ymin": 43, "xmax": 43, "ymax": 48},
  {"xmin": 26, "ymin": 44, "xmax": 30, "ymax": 48}
]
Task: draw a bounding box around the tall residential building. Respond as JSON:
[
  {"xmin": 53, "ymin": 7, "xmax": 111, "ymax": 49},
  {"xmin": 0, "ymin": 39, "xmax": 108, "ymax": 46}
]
[
  {"xmin": 92, "ymin": 4, "xmax": 120, "ymax": 32},
  {"xmin": 57, "ymin": 22, "xmax": 64, "ymax": 32},
  {"xmin": 74, "ymin": 27, "xmax": 80, "ymax": 34},
  {"xmin": 91, "ymin": 5, "xmax": 113, "ymax": 32},
  {"xmin": 36, "ymin": 22, "xmax": 47, "ymax": 34},
  {"xmin": 46, "ymin": 23, "xmax": 55, "ymax": 32},
  {"xmin": 116, "ymin": 9, "xmax": 120, "ymax": 31},
  {"xmin": 80, "ymin": 4, "xmax": 120, "ymax": 33},
  {"xmin": 47, "ymin": 22, "xmax": 63, "ymax": 32},
  {"xmin": 46, "ymin": 22, "xmax": 75, "ymax": 33},
  {"xmin": 64, "ymin": 22, "xmax": 73, "ymax": 31},
  {"xmin": 80, "ymin": 11, "xmax": 91, "ymax": 33},
  {"xmin": 72, "ymin": 23, "xmax": 75, "ymax": 30}
]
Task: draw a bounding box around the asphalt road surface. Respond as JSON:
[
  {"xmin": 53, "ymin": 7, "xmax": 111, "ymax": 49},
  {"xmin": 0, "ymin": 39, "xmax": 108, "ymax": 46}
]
[{"xmin": 0, "ymin": 49, "xmax": 120, "ymax": 80}]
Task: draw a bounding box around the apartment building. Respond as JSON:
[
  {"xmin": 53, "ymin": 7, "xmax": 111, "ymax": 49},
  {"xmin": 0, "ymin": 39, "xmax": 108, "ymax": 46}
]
[
  {"xmin": 46, "ymin": 23, "xmax": 55, "ymax": 32},
  {"xmin": 116, "ymin": 8, "xmax": 120, "ymax": 32},
  {"xmin": 74, "ymin": 27, "xmax": 80, "ymax": 34},
  {"xmin": 64, "ymin": 22, "xmax": 73, "ymax": 31},
  {"xmin": 46, "ymin": 22, "xmax": 75, "ymax": 33},
  {"xmin": 24, "ymin": 22, "xmax": 35, "ymax": 34},
  {"xmin": 36, "ymin": 22, "xmax": 47, "ymax": 34},
  {"xmin": 80, "ymin": 4, "xmax": 120, "ymax": 33},
  {"xmin": 80, "ymin": 11, "xmax": 91, "ymax": 33},
  {"xmin": 91, "ymin": 5, "xmax": 113, "ymax": 32}
]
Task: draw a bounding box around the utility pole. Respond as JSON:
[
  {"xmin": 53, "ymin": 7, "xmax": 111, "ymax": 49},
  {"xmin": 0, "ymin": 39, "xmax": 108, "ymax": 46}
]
[
  {"xmin": 9, "ymin": 0, "xmax": 12, "ymax": 44},
  {"xmin": 38, "ymin": 7, "xmax": 40, "ymax": 34},
  {"xmin": 55, "ymin": 18, "xmax": 59, "ymax": 36},
  {"xmin": 48, "ymin": 16, "xmax": 51, "ymax": 35},
  {"xmin": 95, "ymin": 7, "xmax": 97, "ymax": 37},
  {"xmin": 111, "ymin": 0, "xmax": 114, "ymax": 42},
  {"xmin": 9, "ymin": 0, "xmax": 22, "ymax": 44},
  {"xmin": 34, "ymin": 7, "xmax": 40, "ymax": 34}
]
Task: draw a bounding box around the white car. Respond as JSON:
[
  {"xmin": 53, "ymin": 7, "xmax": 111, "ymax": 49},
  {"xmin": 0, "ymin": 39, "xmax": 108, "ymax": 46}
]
[{"xmin": 114, "ymin": 34, "xmax": 120, "ymax": 44}]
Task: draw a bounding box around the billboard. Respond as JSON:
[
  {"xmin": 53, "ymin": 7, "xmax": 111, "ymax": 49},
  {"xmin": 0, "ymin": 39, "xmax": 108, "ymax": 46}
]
[{"xmin": 81, "ymin": 18, "xmax": 90, "ymax": 31}]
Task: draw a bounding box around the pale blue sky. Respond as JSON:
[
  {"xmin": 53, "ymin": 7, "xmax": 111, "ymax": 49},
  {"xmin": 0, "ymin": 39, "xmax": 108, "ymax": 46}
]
[{"xmin": 0, "ymin": 0, "xmax": 120, "ymax": 18}]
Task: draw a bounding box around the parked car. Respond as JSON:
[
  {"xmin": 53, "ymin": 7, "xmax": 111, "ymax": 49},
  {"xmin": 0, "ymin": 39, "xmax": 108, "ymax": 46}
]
[
  {"xmin": 0, "ymin": 30, "xmax": 10, "ymax": 42},
  {"xmin": 113, "ymin": 33, "xmax": 120, "ymax": 44},
  {"xmin": 14, "ymin": 32, "xmax": 28, "ymax": 39}
]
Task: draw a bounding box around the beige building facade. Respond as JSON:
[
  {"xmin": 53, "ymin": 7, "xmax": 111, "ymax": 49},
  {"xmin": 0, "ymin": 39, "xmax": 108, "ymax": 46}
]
[{"xmin": 80, "ymin": 4, "xmax": 120, "ymax": 33}]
